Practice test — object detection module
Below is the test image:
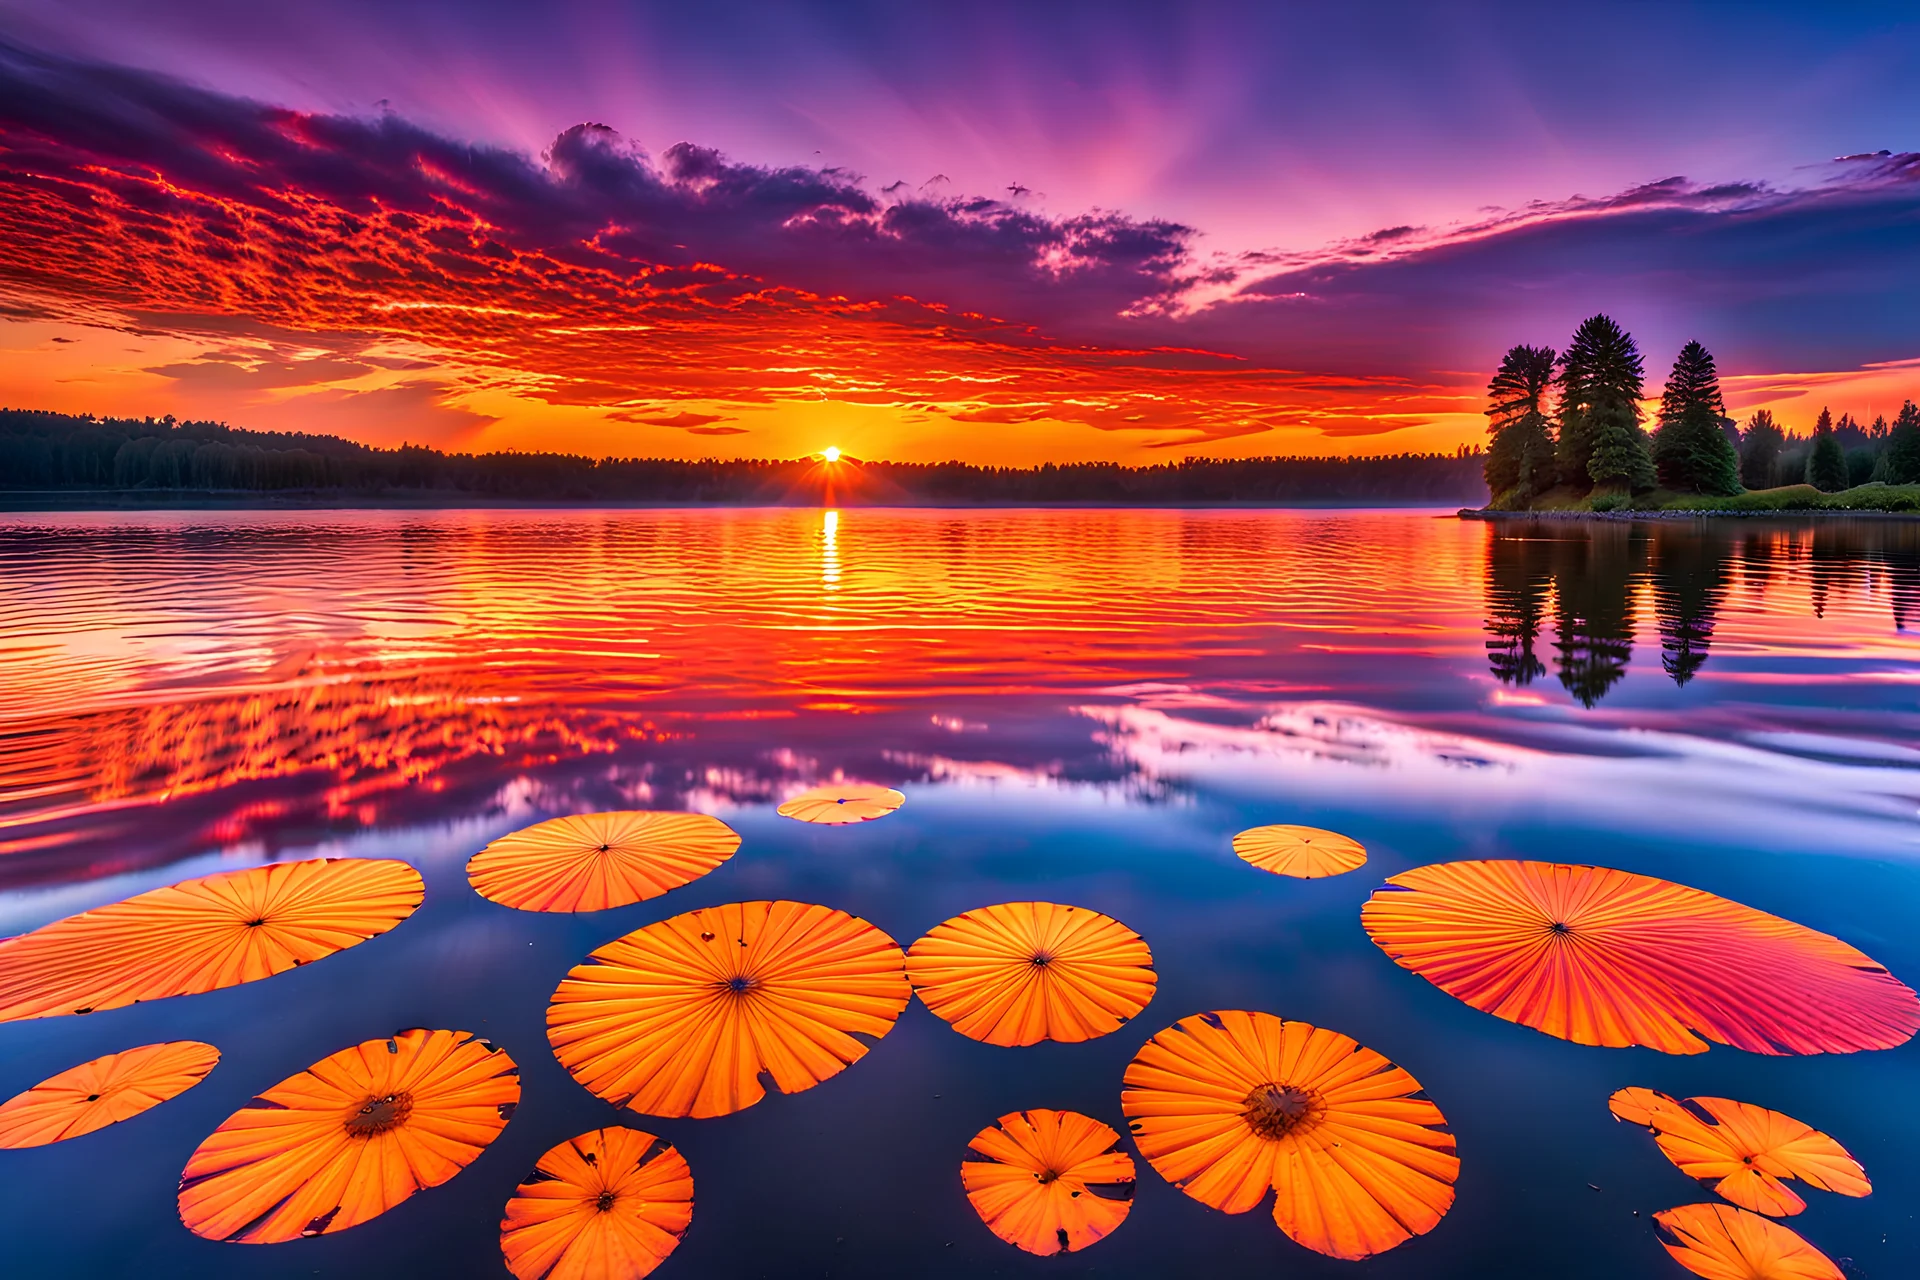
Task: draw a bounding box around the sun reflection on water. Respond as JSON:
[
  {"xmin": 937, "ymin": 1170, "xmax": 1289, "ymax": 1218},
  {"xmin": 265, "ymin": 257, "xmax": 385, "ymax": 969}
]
[{"xmin": 820, "ymin": 508, "xmax": 840, "ymax": 590}]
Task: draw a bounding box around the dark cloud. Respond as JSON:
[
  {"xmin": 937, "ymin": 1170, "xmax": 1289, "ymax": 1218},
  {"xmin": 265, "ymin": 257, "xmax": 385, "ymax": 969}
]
[
  {"xmin": 606, "ymin": 408, "xmax": 736, "ymax": 428},
  {"xmin": 948, "ymin": 406, "xmax": 1053, "ymax": 424},
  {"xmin": 145, "ymin": 352, "xmax": 375, "ymax": 389},
  {"xmin": 4, "ymin": 40, "xmax": 1196, "ymax": 332},
  {"xmin": 1212, "ymin": 163, "xmax": 1920, "ymax": 375},
  {"xmin": 605, "ymin": 408, "xmax": 746, "ymax": 435}
]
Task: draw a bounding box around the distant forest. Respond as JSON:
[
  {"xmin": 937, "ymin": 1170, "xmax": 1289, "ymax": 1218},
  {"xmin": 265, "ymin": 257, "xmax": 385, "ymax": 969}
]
[{"xmin": 0, "ymin": 409, "xmax": 1486, "ymax": 506}]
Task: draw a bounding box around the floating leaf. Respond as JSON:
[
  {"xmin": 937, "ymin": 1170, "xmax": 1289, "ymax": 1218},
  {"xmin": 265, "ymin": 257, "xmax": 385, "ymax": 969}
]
[
  {"xmin": 0, "ymin": 858, "xmax": 423, "ymax": 1023},
  {"xmin": 1360, "ymin": 860, "xmax": 1920, "ymax": 1055},
  {"xmin": 961, "ymin": 1109, "xmax": 1134, "ymax": 1255},
  {"xmin": 548, "ymin": 900, "xmax": 909, "ymax": 1118},
  {"xmin": 500, "ymin": 1127, "xmax": 693, "ymax": 1280},
  {"xmin": 1653, "ymin": 1203, "xmax": 1844, "ymax": 1280},
  {"xmin": 1232, "ymin": 825, "xmax": 1367, "ymax": 879},
  {"xmin": 0, "ymin": 1041, "xmax": 219, "ymax": 1148},
  {"xmin": 178, "ymin": 1028, "xmax": 519, "ymax": 1243},
  {"xmin": 906, "ymin": 902, "xmax": 1155, "ymax": 1046},
  {"xmin": 1609, "ymin": 1088, "xmax": 1868, "ymax": 1217},
  {"xmin": 468, "ymin": 811, "xmax": 741, "ymax": 912},
  {"xmin": 775, "ymin": 784, "xmax": 904, "ymax": 825},
  {"xmin": 1121, "ymin": 1010, "xmax": 1456, "ymax": 1260}
]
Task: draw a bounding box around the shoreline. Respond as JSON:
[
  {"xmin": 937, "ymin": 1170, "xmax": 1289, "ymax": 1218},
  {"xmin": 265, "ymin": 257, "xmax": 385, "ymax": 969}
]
[{"xmin": 1458, "ymin": 507, "xmax": 1920, "ymax": 522}]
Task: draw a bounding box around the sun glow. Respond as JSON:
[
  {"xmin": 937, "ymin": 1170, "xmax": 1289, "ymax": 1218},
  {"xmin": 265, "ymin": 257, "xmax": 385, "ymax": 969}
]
[{"xmin": 822, "ymin": 446, "xmax": 842, "ymax": 461}]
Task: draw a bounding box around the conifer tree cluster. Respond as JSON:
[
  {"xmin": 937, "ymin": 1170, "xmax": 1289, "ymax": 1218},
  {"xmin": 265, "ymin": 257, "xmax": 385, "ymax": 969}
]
[
  {"xmin": 1482, "ymin": 314, "xmax": 1920, "ymax": 509},
  {"xmin": 1888, "ymin": 401, "xmax": 1920, "ymax": 484}
]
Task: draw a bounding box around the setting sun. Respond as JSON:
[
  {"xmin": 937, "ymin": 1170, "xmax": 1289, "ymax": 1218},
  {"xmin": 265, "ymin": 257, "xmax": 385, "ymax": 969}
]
[{"xmin": 822, "ymin": 446, "xmax": 842, "ymax": 462}]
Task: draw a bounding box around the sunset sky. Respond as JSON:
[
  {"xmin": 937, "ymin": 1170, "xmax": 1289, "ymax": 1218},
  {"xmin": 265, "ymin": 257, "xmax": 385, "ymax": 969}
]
[{"xmin": 1, "ymin": 1, "xmax": 1916, "ymax": 464}]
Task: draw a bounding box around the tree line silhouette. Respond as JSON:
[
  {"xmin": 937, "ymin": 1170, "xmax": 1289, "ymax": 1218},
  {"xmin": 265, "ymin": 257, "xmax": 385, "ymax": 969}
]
[
  {"xmin": 0, "ymin": 409, "xmax": 1487, "ymax": 505},
  {"xmin": 1484, "ymin": 315, "xmax": 1920, "ymax": 508},
  {"xmin": 1484, "ymin": 520, "xmax": 1920, "ymax": 706}
]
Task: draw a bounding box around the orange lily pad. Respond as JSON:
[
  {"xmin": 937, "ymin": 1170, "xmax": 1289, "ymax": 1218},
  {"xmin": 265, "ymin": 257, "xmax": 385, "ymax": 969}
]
[
  {"xmin": 1232, "ymin": 825, "xmax": 1367, "ymax": 879},
  {"xmin": 961, "ymin": 1109, "xmax": 1134, "ymax": 1255},
  {"xmin": 1653, "ymin": 1203, "xmax": 1844, "ymax": 1280},
  {"xmin": 775, "ymin": 784, "xmax": 904, "ymax": 825},
  {"xmin": 500, "ymin": 1126, "xmax": 694, "ymax": 1280},
  {"xmin": 1361, "ymin": 860, "xmax": 1920, "ymax": 1055},
  {"xmin": 1121, "ymin": 1010, "xmax": 1457, "ymax": 1260},
  {"xmin": 0, "ymin": 858, "xmax": 424, "ymax": 1023},
  {"xmin": 907, "ymin": 902, "xmax": 1155, "ymax": 1046},
  {"xmin": 0, "ymin": 1041, "xmax": 220, "ymax": 1148},
  {"xmin": 468, "ymin": 810, "xmax": 741, "ymax": 912},
  {"xmin": 547, "ymin": 900, "xmax": 910, "ymax": 1118},
  {"xmin": 178, "ymin": 1028, "xmax": 519, "ymax": 1243},
  {"xmin": 1609, "ymin": 1088, "xmax": 1868, "ymax": 1216}
]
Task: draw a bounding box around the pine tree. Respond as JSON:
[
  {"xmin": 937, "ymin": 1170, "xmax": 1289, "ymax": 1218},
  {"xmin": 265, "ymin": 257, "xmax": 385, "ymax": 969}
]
[
  {"xmin": 1588, "ymin": 402, "xmax": 1657, "ymax": 493},
  {"xmin": 1556, "ymin": 314, "xmax": 1652, "ymax": 493},
  {"xmin": 1483, "ymin": 344, "xmax": 1558, "ymax": 506},
  {"xmin": 1738, "ymin": 409, "xmax": 1784, "ymax": 488},
  {"xmin": 1805, "ymin": 406, "xmax": 1849, "ymax": 492},
  {"xmin": 1649, "ymin": 341, "xmax": 1741, "ymax": 494},
  {"xmin": 1887, "ymin": 400, "xmax": 1920, "ymax": 484}
]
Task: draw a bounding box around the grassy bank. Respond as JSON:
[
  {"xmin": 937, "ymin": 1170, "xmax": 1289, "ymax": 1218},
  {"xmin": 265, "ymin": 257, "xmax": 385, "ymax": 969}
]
[{"xmin": 1484, "ymin": 481, "xmax": 1920, "ymax": 516}]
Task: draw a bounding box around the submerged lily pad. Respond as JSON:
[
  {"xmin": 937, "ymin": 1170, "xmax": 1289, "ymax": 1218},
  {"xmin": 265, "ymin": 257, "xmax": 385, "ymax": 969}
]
[
  {"xmin": 0, "ymin": 1041, "xmax": 220, "ymax": 1148},
  {"xmin": 0, "ymin": 858, "xmax": 423, "ymax": 1023},
  {"xmin": 907, "ymin": 902, "xmax": 1155, "ymax": 1046},
  {"xmin": 500, "ymin": 1126, "xmax": 693, "ymax": 1280},
  {"xmin": 1610, "ymin": 1088, "xmax": 1868, "ymax": 1217},
  {"xmin": 1361, "ymin": 860, "xmax": 1920, "ymax": 1055},
  {"xmin": 547, "ymin": 900, "xmax": 910, "ymax": 1118},
  {"xmin": 1653, "ymin": 1202, "xmax": 1843, "ymax": 1280},
  {"xmin": 961, "ymin": 1109, "xmax": 1134, "ymax": 1255},
  {"xmin": 468, "ymin": 810, "xmax": 740, "ymax": 912},
  {"xmin": 775, "ymin": 784, "xmax": 904, "ymax": 825},
  {"xmin": 1232, "ymin": 825, "xmax": 1367, "ymax": 879},
  {"xmin": 1121, "ymin": 1010, "xmax": 1457, "ymax": 1260},
  {"xmin": 178, "ymin": 1028, "xmax": 519, "ymax": 1244}
]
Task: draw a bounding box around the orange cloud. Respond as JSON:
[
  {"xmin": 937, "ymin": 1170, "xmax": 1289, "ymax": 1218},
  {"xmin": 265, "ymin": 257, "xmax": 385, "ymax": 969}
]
[{"xmin": 0, "ymin": 44, "xmax": 1914, "ymax": 463}]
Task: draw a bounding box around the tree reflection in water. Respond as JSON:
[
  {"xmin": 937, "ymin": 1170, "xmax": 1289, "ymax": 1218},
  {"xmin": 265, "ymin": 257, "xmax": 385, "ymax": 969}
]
[
  {"xmin": 1653, "ymin": 527, "xmax": 1732, "ymax": 686},
  {"xmin": 1483, "ymin": 530, "xmax": 1551, "ymax": 688},
  {"xmin": 1552, "ymin": 525, "xmax": 1644, "ymax": 708},
  {"xmin": 1484, "ymin": 517, "xmax": 1920, "ymax": 703}
]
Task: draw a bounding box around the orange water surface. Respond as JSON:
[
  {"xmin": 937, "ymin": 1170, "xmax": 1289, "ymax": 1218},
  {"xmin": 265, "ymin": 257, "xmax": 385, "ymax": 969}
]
[{"xmin": 1, "ymin": 508, "xmax": 1916, "ymax": 888}]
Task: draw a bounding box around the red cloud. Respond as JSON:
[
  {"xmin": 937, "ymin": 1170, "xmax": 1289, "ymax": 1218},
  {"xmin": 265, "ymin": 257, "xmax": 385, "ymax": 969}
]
[{"xmin": 0, "ymin": 43, "xmax": 1476, "ymax": 449}]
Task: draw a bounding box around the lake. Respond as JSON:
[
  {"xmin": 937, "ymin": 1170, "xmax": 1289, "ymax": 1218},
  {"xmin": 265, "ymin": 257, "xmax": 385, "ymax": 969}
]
[{"xmin": 0, "ymin": 507, "xmax": 1916, "ymax": 1279}]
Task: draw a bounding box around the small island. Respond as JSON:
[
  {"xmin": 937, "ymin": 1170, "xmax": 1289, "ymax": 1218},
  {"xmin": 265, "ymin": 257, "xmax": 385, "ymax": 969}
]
[{"xmin": 1469, "ymin": 314, "xmax": 1920, "ymax": 517}]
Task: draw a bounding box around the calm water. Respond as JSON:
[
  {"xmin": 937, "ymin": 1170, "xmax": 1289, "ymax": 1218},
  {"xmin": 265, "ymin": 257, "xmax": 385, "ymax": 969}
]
[{"xmin": 0, "ymin": 508, "xmax": 1917, "ymax": 1279}]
